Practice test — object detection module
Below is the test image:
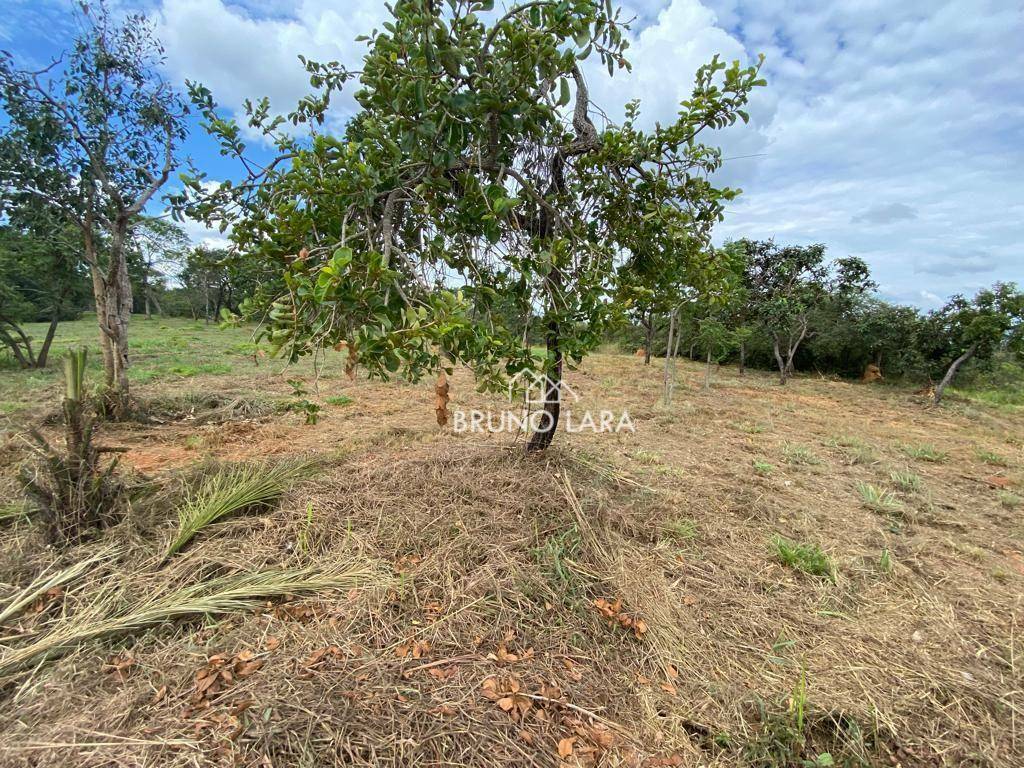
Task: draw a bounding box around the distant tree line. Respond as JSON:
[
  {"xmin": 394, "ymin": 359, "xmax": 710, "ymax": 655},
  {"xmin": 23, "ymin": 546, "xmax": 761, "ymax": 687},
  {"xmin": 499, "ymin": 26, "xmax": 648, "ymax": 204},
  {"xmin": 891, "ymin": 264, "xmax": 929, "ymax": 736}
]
[{"xmin": 609, "ymin": 239, "xmax": 1024, "ymax": 403}]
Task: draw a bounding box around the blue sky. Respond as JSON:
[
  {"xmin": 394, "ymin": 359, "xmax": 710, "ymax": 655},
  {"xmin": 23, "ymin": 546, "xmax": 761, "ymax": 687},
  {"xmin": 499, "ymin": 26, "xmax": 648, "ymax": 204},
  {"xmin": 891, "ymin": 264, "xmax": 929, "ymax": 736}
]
[{"xmin": 4, "ymin": 0, "xmax": 1023, "ymax": 309}]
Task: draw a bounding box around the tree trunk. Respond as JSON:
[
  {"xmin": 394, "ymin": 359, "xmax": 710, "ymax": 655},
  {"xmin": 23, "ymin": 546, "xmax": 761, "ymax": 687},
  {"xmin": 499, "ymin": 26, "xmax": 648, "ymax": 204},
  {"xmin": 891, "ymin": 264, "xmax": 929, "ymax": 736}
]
[
  {"xmin": 0, "ymin": 320, "xmax": 33, "ymax": 368},
  {"xmin": 36, "ymin": 312, "xmax": 60, "ymax": 368},
  {"xmin": 643, "ymin": 310, "xmax": 653, "ymax": 366},
  {"xmin": 87, "ymin": 226, "xmax": 133, "ymax": 418},
  {"xmin": 739, "ymin": 341, "xmax": 746, "ymax": 376},
  {"xmin": 772, "ymin": 336, "xmax": 787, "ymax": 385},
  {"xmin": 934, "ymin": 344, "xmax": 977, "ymax": 405},
  {"xmin": 704, "ymin": 349, "xmax": 713, "ymax": 390},
  {"xmin": 663, "ymin": 308, "xmax": 676, "ymax": 405},
  {"xmin": 526, "ymin": 316, "xmax": 562, "ymax": 454}
]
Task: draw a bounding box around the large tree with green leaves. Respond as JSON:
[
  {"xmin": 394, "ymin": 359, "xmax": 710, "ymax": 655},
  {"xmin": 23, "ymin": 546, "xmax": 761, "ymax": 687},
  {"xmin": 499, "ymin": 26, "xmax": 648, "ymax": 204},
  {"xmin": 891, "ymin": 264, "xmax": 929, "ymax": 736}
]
[
  {"xmin": 742, "ymin": 240, "xmax": 873, "ymax": 384},
  {"xmin": 918, "ymin": 283, "xmax": 1023, "ymax": 404},
  {"xmin": 178, "ymin": 0, "xmax": 764, "ymax": 451},
  {"xmin": 0, "ymin": 1, "xmax": 187, "ymax": 415}
]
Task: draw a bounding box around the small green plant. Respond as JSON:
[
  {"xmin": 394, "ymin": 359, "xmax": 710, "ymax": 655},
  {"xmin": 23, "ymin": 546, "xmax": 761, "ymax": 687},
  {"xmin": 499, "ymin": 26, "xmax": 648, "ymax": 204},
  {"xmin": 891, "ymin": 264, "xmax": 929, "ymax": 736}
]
[
  {"xmin": 772, "ymin": 536, "xmax": 835, "ymax": 582},
  {"xmin": 286, "ymin": 378, "xmax": 308, "ymax": 397},
  {"xmin": 889, "ymin": 469, "xmax": 922, "ymax": 493},
  {"xmin": 783, "ymin": 444, "xmax": 821, "ymax": 466},
  {"xmin": 184, "ymin": 434, "xmax": 205, "ymax": 451},
  {"xmin": 287, "ymin": 399, "xmax": 322, "ymax": 425},
  {"xmin": 663, "ymin": 517, "xmax": 697, "ymax": 542},
  {"xmin": 753, "ymin": 459, "xmax": 775, "ymax": 476},
  {"xmin": 326, "ymin": 394, "xmax": 353, "ymax": 406},
  {"xmin": 999, "ymin": 492, "xmax": 1022, "ymax": 509},
  {"xmin": 296, "ymin": 501, "xmax": 315, "ymax": 554},
  {"xmin": 975, "ymin": 449, "xmax": 1009, "ymax": 466},
  {"xmin": 630, "ymin": 449, "xmax": 662, "ymax": 465},
  {"xmin": 879, "ymin": 548, "xmax": 894, "ymax": 574},
  {"xmin": 857, "ymin": 482, "xmax": 903, "ymax": 514},
  {"xmin": 902, "ymin": 443, "xmax": 947, "ymax": 462},
  {"xmin": 531, "ymin": 525, "xmax": 587, "ymax": 594}
]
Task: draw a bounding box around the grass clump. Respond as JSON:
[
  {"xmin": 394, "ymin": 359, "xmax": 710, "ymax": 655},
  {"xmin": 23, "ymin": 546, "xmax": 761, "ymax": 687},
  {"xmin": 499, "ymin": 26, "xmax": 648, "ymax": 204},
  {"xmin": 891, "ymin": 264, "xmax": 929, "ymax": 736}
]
[
  {"xmin": 326, "ymin": 394, "xmax": 353, "ymax": 406},
  {"xmin": 663, "ymin": 517, "xmax": 697, "ymax": 542},
  {"xmin": 999, "ymin": 492, "xmax": 1022, "ymax": 509},
  {"xmin": 783, "ymin": 444, "xmax": 821, "ymax": 466},
  {"xmin": 902, "ymin": 443, "xmax": 947, "ymax": 462},
  {"xmin": 889, "ymin": 469, "xmax": 922, "ymax": 493},
  {"xmin": 753, "ymin": 459, "xmax": 775, "ymax": 476},
  {"xmin": 857, "ymin": 482, "xmax": 903, "ymax": 514},
  {"xmin": 975, "ymin": 449, "xmax": 1009, "ymax": 466},
  {"xmin": 164, "ymin": 460, "xmax": 313, "ymax": 560},
  {"xmin": 772, "ymin": 536, "xmax": 835, "ymax": 582}
]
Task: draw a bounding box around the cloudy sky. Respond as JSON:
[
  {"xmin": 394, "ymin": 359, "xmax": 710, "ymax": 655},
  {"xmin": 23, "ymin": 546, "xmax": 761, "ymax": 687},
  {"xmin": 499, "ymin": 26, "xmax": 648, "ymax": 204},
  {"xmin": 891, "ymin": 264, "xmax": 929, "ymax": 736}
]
[{"xmin": 4, "ymin": 0, "xmax": 1022, "ymax": 308}]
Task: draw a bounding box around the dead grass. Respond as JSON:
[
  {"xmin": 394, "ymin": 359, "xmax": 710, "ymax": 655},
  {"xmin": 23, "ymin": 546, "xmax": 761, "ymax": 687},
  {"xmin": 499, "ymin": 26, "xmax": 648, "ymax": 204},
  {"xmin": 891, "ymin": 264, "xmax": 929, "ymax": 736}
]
[{"xmin": 0, "ymin": 354, "xmax": 1022, "ymax": 766}]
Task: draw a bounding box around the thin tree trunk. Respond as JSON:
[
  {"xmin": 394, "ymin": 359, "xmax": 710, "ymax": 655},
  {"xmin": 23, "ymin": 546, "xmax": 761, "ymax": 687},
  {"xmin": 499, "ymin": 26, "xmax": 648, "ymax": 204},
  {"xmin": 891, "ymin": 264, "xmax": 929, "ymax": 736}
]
[
  {"xmin": 0, "ymin": 321, "xmax": 33, "ymax": 368},
  {"xmin": 663, "ymin": 308, "xmax": 676, "ymax": 405},
  {"xmin": 36, "ymin": 312, "xmax": 60, "ymax": 368},
  {"xmin": 773, "ymin": 336, "xmax": 787, "ymax": 384},
  {"xmin": 526, "ymin": 316, "xmax": 562, "ymax": 454},
  {"xmin": 643, "ymin": 310, "xmax": 653, "ymax": 366},
  {"xmin": 934, "ymin": 344, "xmax": 976, "ymax": 405},
  {"xmin": 705, "ymin": 349, "xmax": 712, "ymax": 390},
  {"xmin": 689, "ymin": 341, "xmax": 696, "ymax": 360},
  {"xmin": 739, "ymin": 341, "xmax": 746, "ymax": 376}
]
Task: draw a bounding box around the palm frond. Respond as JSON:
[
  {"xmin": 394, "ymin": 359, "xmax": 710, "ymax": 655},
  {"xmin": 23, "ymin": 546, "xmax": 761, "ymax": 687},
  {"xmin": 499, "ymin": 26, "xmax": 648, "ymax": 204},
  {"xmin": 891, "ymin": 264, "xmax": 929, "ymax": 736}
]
[
  {"xmin": 164, "ymin": 460, "xmax": 313, "ymax": 560},
  {"xmin": 0, "ymin": 547, "xmax": 117, "ymax": 626},
  {"xmin": 0, "ymin": 562, "xmax": 381, "ymax": 677}
]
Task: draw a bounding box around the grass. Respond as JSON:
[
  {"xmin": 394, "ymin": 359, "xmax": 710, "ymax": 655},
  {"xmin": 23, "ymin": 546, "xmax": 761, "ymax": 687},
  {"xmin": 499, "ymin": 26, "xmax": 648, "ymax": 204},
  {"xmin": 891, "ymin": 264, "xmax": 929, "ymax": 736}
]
[
  {"xmin": 999, "ymin": 492, "xmax": 1022, "ymax": 509},
  {"xmin": 975, "ymin": 449, "xmax": 1009, "ymax": 466},
  {"xmin": 326, "ymin": 394, "xmax": 353, "ymax": 406},
  {"xmin": 164, "ymin": 460, "xmax": 313, "ymax": 560},
  {"xmin": 663, "ymin": 517, "xmax": 698, "ymax": 542},
  {"xmin": 0, "ymin": 315, "xmax": 267, "ymax": 411},
  {"xmin": 753, "ymin": 459, "xmax": 775, "ymax": 476},
  {"xmin": 857, "ymin": 482, "xmax": 904, "ymax": 514},
  {"xmin": 828, "ymin": 435, "xmax": 877, "ymax": 465},
  {"xmin": 772, "ymin": 535, "xmax": 836, "ymax": 582},
  {"xmin": 783, "ymin": 444, "xmax": 821, "ymax": 465},
  {"xmin": 889, "ymin": 469, "xmax": 922, "ymax": 493},
  {"xmin": 902, "ymin": 443, "xmax": 948, "ymax": 462}
]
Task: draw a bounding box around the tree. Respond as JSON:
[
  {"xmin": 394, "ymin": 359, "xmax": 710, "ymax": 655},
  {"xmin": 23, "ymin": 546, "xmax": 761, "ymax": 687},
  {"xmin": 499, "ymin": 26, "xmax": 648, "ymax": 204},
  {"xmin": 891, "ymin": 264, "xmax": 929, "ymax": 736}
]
[
  {"xmin": 742, "ymin": 240, "xmax": 872, "ymax": 384},
  {"xmin": 919, "ymin": 283, "xmax": 1024, "ymax": 404},
  {"xmin": 0, "ymin": 1, "xmax": 187, "ymax": 415},
  {"xmin": 177, "ymin": 0, "xmax": 765, "ymax": 452},
  {"xmin": 0, "ymin": 215, "xmax": 87, "ymax": 369},
  {"xmin": 128, "ymin": 217, "xmax": 189, "ymax": 319}
]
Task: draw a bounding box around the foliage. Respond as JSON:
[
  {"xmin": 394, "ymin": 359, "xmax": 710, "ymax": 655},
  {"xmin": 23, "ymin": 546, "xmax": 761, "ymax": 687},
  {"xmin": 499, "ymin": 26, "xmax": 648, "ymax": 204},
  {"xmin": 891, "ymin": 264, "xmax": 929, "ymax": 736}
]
[
  {"xmin": 175, "ymin": 0, "xmax": 765, "ymax": 451},
  {"xmin": 917, "ymin": 282, "xmax": 1024, "ymax": 403},
  {"xmin": 20, "ymin": 348, "xmax": 122, "ymax": 545},
  {"xmin": 0, "ymin": 1, "xmax": 187, "ymax": 412},
  {"xmin": 741, "ymin": 239, "xmax": 874, "ymax": 384},
  {"xmin": 165, "ymin": 460, "xmax": 313, "ymax": 559}
]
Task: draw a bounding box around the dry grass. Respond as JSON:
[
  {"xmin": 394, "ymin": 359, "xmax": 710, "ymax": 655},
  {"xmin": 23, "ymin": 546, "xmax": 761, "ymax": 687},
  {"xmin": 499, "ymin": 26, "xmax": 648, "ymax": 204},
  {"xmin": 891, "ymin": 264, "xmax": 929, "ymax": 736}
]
[{"xmin": 0, "ymin": 353, "xmax": 1021, "ymax": 766}]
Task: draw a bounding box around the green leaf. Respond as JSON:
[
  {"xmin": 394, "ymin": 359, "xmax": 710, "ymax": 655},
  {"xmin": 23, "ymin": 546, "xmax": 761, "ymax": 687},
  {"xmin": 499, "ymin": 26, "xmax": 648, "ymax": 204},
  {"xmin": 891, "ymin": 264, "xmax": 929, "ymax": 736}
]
[{"xmin": 558, "ymin": 78, "xmax": 571, "ymax": 107}]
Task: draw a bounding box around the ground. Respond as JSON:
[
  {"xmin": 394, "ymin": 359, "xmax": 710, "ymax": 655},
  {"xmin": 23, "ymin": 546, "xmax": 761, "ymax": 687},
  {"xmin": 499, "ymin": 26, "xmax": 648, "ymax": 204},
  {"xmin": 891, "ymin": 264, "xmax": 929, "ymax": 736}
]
[{"xmin": 0, "ymin": 316, "xmax": 1022, "ymax": 767}]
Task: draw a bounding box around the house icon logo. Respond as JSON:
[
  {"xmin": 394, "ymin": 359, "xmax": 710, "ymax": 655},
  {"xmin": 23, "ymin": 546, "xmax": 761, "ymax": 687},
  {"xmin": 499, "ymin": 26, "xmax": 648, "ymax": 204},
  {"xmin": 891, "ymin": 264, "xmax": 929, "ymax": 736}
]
[{"xmin": 507, "ymin": 369, "xmax": 580, "ymax": 406}]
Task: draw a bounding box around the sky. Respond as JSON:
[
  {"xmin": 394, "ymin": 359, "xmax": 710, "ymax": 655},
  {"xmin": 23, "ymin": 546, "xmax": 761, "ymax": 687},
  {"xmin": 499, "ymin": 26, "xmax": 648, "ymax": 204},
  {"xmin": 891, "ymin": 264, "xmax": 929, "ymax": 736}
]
[{"xmin": 3, "ymin": 0, "xmax": 1023, "ymax": 309}]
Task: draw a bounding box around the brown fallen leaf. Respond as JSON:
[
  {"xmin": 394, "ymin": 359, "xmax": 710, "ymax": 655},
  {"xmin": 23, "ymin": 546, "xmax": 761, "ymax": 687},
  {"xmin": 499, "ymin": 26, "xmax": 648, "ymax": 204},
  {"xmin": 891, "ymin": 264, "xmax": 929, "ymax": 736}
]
[{"xmin": 558, "ymin": 736, "xmax": 577, "ymax": 758}]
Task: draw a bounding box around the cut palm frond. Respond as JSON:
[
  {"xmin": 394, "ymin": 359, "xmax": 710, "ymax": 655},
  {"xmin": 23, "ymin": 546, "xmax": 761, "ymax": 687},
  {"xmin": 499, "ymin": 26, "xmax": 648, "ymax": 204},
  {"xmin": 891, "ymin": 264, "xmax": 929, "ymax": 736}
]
[
  {"xmin": 0, "ymin": 562, "xmax": 381, "ymax": 677},
  {"xmin": 0, "ymin": 547, "xmax": 117, "ymax": 627},
  {"xmin": 164, "ymin": 460, "xmax": 313, "ymax": 561}
]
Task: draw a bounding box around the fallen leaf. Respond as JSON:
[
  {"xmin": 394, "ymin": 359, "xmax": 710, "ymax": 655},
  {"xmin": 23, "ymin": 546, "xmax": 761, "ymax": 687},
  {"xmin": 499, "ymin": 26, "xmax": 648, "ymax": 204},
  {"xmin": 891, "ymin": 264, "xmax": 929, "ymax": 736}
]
[{"xmin": 558, "ymin": 736, "xmax": 577, "ymax": 758}]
